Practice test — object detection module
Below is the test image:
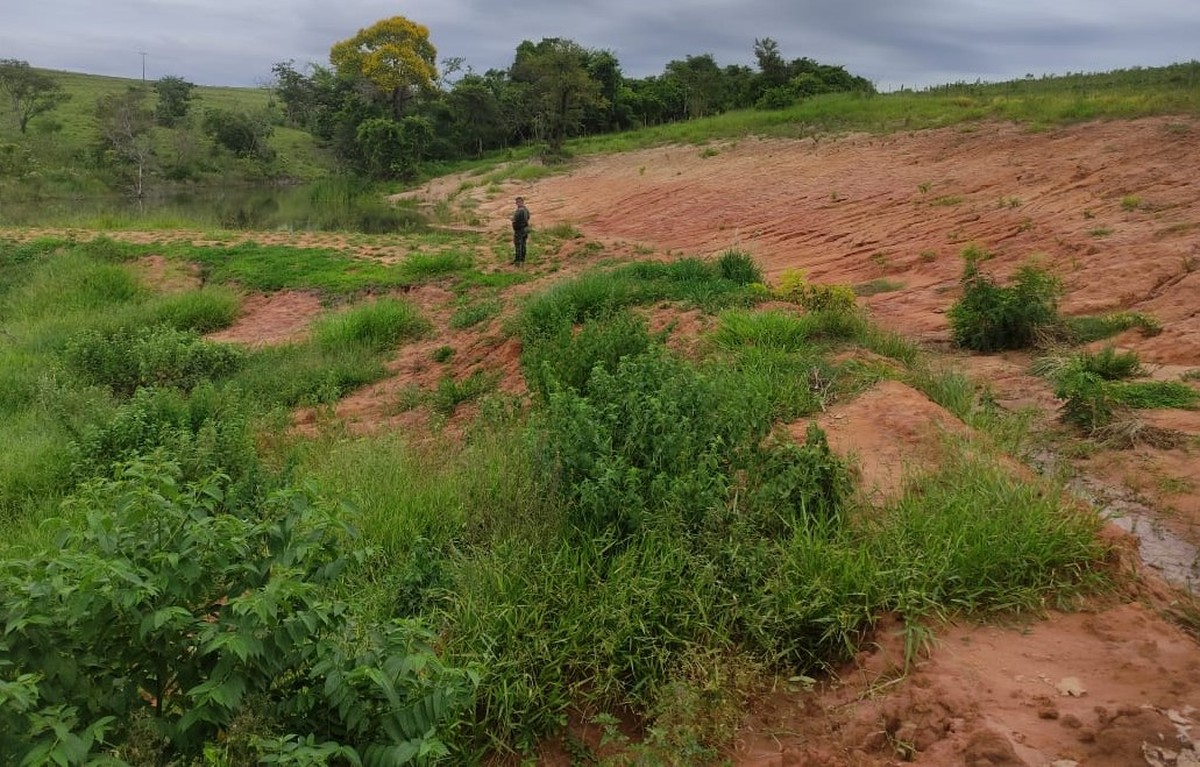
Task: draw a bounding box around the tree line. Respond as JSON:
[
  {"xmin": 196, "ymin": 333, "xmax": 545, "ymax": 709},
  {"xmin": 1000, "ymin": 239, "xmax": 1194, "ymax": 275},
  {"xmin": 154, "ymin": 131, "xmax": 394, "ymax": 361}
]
[{"xmin": 269, "ymin": 17, "xmax": 874, "ymax": 178}]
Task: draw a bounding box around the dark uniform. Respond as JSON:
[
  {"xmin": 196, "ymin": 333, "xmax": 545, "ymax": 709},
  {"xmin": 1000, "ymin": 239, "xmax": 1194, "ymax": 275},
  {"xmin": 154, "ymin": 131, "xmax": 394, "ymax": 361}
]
[{"xmin": 512, "ymin": 198, "xmax": 530, "ymax": 264}]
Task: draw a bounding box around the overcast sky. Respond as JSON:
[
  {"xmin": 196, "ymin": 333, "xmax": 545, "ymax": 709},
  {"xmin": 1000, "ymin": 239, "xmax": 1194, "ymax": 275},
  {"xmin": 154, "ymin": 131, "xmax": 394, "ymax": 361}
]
[{"xmin": 2, "ymin": 1, "xmax": 1198, "ymax": 92}]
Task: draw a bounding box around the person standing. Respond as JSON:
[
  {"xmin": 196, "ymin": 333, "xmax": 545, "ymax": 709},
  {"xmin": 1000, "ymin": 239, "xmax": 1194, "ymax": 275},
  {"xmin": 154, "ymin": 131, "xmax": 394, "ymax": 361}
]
[{"xmin": 511, "ymin": 196, "xmax": 530, "ymax": 264}]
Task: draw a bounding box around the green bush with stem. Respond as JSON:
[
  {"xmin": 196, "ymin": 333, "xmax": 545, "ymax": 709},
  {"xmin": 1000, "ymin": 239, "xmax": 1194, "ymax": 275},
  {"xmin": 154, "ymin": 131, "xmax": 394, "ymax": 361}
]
[{"xmin": 947, "ymin": 251, "xmax": 1063, "ymax": 352}]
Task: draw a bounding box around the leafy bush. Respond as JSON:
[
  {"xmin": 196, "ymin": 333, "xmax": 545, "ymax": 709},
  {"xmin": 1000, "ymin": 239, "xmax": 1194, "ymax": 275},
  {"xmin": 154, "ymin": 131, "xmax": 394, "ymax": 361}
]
[
  {"xmin": 522, "ymin": 309, "xmax": 652, "ymax": 401},
  {"xmin": 69, "ymin": 384, "xmax": 260, "ymax": 494},
  {"xmin": 1040, "ymin": 347, "xmax": 1197, "ymax": 433},
  {"xmin": 947, "ymin": 255, "xmax": 1062, "ymax": 352},
  {"xmin": 539, "ymin": 351, "xmax": 731, "ymax": 538},
  {"xmin": 63, "ymin": 324, "xmax": 244, "ymax": 397},
  {"xmin": 0, "ymin": 457, "xmax": 475, "ymax": 766},
  {"xmin": 741, "ymin": 424, "xmax": 850, "ymax": 534}
]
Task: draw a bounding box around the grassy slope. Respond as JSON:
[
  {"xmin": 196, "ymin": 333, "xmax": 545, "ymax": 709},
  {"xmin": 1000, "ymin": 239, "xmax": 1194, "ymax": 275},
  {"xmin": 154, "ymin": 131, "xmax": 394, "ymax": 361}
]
[{"xmin": 0, "ymin": 68, "xmax": 334, "ymax": 191}]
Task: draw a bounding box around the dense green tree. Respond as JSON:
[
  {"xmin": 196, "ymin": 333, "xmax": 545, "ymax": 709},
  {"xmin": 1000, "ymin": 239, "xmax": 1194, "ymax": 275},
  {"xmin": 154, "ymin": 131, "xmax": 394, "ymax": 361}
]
[
  {"xmin": 446, "ymin": 74, "xmax": 502, "ymax": 156},
  {"xmin": 355, "ymin": 117, "xmax": 405, "ymax": 178},
  {"xmin": 722, "ymin": 64, "xmax": 759, "ymax": 110},
  {"xmin": 754, "ymin": 38, "xmax": 789, "ymax": 90},
  {"xmin": 623, "ymin": 75, "xmax": 685, "ymax": 126},
  {"xmin": 270, "ymin": 60, "xmax": 319, "ymax": 128},
  {"xmin": 664, "ymin": 54, "xmax": 724, "ymax": 118},
  {"xmin": 329, "ymin": 16, "xmax": 438, "ymax": 119},
  {"xmin": 511, "ymin": 38, "xmax": 605, "ymax": 153},
  {"xmin": 154, "ymin": 75, "xmax": 196, "ymax": 127},
  {"xmin": 583, "ymin": 49, "xmax": 625, "ymax": 133},
  {"xmin": 202, "ymin": 108, "xmax": 274, "ymax": 160},
  {"xmin": 0, "ymin": 59, "xmax": 70, "ymax": 134}
]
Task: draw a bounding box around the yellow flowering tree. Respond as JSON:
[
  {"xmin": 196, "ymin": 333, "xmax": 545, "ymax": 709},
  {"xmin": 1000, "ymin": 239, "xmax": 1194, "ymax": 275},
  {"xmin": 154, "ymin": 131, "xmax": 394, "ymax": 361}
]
[{"xmin": 329, "ymin": 16, "xmax": 437, "ymax": 119}]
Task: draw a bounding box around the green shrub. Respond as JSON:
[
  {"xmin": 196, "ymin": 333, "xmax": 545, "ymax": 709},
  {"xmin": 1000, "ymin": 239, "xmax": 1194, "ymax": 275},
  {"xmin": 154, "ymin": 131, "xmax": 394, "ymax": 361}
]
[
  {"xmin": 522, "ymin": 309, "xmax": 652, "ymax": 401},
  {"xmin": 947, "ymin": 255, "xmax": 1062, "ymax": 352},
  {"xmin": 69, "ymin": 384, "xmax": 260, "ymax": 493},
  {"xmin": 772, "ymin": 270, "xmax": 857, "ymax": 313},
  {"xmin": 63, "ymin": 325, "xmax": 244, "ymax": 397},
  {"xmin": 0, "ymin": 457, "xmax": 475, "ymax": 765},
  {"xmin": 741, "ymin": 423, "xmax": 851, "ymax": 534},
  {"xmin": 1043, "ymin": 348, "xmax": 1197, "ymax": 432},
  {"xmin": 536, "ymin": 349, "xmax": 782, "ymax": 539}
]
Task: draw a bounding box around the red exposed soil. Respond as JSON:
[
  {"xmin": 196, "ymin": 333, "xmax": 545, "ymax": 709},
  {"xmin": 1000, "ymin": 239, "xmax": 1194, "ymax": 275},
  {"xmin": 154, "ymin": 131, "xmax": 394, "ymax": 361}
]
[{"xmin": 13, "ymin": 115, "xmax": 1199, "ymax": 765}]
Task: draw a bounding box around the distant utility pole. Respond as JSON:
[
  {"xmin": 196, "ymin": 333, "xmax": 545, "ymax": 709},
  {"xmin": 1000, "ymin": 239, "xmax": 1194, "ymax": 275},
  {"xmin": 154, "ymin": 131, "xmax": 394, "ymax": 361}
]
[{"xmin": 138, "ymin": 51, "xmax": 147, "ymax": 83}]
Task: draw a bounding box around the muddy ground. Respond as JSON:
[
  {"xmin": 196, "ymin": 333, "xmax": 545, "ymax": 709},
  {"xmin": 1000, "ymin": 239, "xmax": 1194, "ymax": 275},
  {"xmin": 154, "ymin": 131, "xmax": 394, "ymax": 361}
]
[{"xmin": 19, "ymin": 115, "xmax": 1200, "ymax": 765}]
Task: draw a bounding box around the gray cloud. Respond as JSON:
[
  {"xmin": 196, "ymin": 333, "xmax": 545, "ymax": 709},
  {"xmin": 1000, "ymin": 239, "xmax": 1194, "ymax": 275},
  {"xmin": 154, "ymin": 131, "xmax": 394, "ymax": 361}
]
[{"xmin": 1, "ymin": 1, "xmax": 1196, "ymax": 90}]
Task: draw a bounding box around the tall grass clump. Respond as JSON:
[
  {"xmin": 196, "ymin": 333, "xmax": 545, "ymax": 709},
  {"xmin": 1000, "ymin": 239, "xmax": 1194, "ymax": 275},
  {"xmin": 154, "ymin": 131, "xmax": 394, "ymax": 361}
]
[
  {"xmin": 715, "ymin": 248, "xmax": 763, "ymax": 284},
  {"xmin": 4, "ymin": 250, "xmax": 145, "ymax": 324},
  {"xmin": 0, "ymin": 411, "xmax": 77, "ymax": 522},
  {"xmin": 399, "ymin": 250, "xmax": 474, "ymax": 280},
  {"xmin": 867, "ymin": 453, "xmax": 1108, "ymax": 615},
  {"xmin": 713, "ymin": 307, "xmax": 869, "ymax": 351},
  {"xmin": 228, "ymin": 343, "xmax": 385, "ymax": 407},
  {"xmin": 312, "ymin": 297, "xmax": 430, "ymax": 354},
  {"xmin": 947, "ymin": 250, "xmax": 1062, "ymax": 352},
  {"xmin": 146, "ymin": 285, "xmax": 241, "ymax": 333}
]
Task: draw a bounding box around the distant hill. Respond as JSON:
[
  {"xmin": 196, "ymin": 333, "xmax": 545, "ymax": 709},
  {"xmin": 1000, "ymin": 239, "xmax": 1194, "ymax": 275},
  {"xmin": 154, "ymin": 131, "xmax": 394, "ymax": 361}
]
[{"xmin": 0, "ymin": 67, "xmax": 337, "ymax": 197}]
